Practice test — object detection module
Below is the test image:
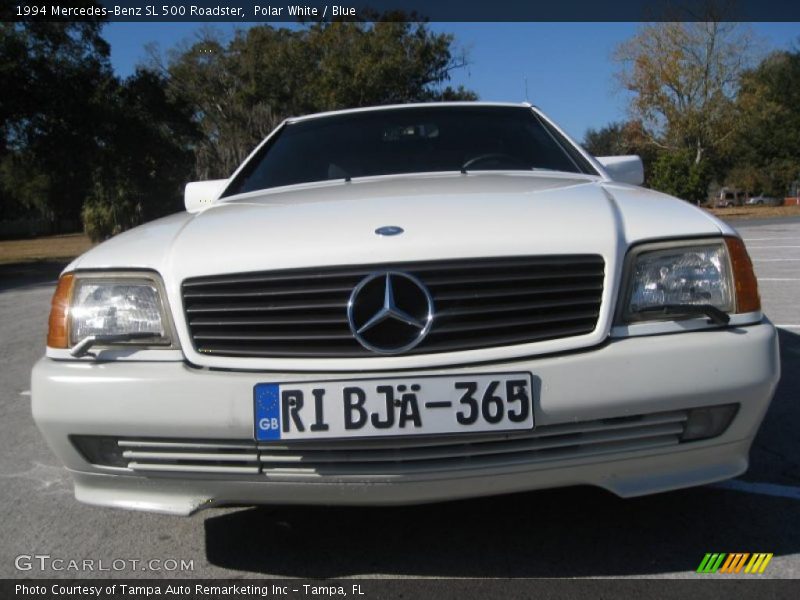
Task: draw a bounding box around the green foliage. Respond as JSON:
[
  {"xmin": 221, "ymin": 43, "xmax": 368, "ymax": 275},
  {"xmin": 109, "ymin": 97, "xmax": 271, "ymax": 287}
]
[
  {"xmin": 611, "ymin": 22, "xmax": 800, "ymax": 200},
  {"xmin": 81, "ymin": 69, "xmax": 198, "ymax": 242},
  {"xmin": 3, "ymin": 16, "xmax": 474, "ymax": 239},
  {"xmin": 296, "ymin": 20, "xmax": 475, "ymax": 108},
  {"xmin": 95, "ymin": 70, "xmax": 199, "ymax": 221},
  {"xmin": 154, "ymin": 21, "xmax": 476, "ymax": 179},
  {"xmin": 18, "ymin": 16, "xmax": 800, "ymax": 243},
  {"xmin": 0, "ymin": 18, "xmax": 112, "ymax": 227},
  {"xmin": 731, "ymin": 50, "xmax": 800, "ymax": 197},
  {"xmin": 614, "ymin": 21, "xmax": 753, "ymax": 167},
  {"xmin": 583, "ymin": 122, "xmax": 631, "ymax": 157},
  {"xmin": 1, "ymin": 19, "xmax": 198, "ymax": 238},
  {"xmin": 583, "ymin": 120, "xmax": 660, "ymax": 183},
  {"xmin": 81, "ymin": 188, "xmax": 142, "ymax": 243},
  {"xmin": 0, "ymin": 153, "xmax": 51, "ymax": 221},
  {"xmin": 649, "ymin": 150, "xmax": 712, "ymax": 204}
]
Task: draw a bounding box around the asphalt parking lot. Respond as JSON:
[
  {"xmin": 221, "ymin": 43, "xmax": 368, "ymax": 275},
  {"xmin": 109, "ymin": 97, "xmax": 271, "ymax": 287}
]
[{"xmin": 0, "ymin": 217, "xmax": 798, "ymax": 580}]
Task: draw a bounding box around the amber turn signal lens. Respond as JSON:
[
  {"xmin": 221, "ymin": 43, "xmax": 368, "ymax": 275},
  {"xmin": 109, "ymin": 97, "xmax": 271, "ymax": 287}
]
[
  {"xmin": 47, "ymin": 273, "xmax": 74, "ymax": 348},
  {"xmin": 725, "ymin": 237, "xmax": 761, "ymax": 313}
]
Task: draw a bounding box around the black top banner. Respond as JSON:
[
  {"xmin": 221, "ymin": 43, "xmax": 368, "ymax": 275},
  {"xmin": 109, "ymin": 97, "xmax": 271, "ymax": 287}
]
[{"xmin": 5, "ymin": 0, "xmax": 800, "ymax": 22}]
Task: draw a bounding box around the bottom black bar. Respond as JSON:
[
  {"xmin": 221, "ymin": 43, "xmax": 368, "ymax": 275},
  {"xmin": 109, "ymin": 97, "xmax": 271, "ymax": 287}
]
[{"xmin": 3, "ymin": 579, "xmax": 799, "ymax": 600}]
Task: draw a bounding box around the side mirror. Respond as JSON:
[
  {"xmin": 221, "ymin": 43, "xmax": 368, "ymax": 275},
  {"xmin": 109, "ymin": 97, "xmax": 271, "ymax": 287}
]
[
  {"xmin": 596, "ymin": 156, "xmax": 644, "ymax": 186},
  {"xmin": 184, "ymin": 179, "xmax": 228, "ymax": 213}
]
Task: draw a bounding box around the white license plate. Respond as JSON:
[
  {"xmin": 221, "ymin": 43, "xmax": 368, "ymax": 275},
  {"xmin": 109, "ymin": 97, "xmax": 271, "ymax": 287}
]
[{"xmin": 253, "ymin": 373, "xmax": 534, "ymax": 442}]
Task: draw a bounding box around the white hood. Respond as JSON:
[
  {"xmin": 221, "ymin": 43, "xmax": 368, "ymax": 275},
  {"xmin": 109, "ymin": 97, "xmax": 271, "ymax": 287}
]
[
  {"xmin": 71, "ymin": 172, "xmax": 724, "ymax": 276},
  {"xmin": 69, "ymin": 172, "xmax": 727, "ymax": 370}
]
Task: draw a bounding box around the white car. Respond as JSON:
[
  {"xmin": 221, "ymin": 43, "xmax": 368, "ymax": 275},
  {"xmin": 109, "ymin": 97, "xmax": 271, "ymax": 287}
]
[{"xmin": 32, "ymin": 103, "xmax": 780, "ymax": 515}]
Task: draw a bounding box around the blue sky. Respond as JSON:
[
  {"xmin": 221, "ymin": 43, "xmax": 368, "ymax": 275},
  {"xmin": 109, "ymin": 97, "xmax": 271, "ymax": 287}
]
[{"xmin": 102, "ymin": 22, "xmax": 800, "ymax": 141}]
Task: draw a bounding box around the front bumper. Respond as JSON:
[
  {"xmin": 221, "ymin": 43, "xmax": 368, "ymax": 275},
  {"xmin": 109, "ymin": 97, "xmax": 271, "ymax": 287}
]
[{"xmin": 32, "ymin": 323, "xmax": 780, "ymax": 515}]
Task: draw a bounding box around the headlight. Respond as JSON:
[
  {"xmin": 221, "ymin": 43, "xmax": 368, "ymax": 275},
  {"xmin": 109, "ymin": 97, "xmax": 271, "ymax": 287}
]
[
  {"xmin": 621, "ymin": 238, "xmax": 760, "ymax": 323},
  {"xmin": 70, "ymin": 279, "xmax": 165, "ymax": 343},
  {"xmin": 47, "ymin": 272, "xmax": 175, "ymax": 351},
  {"xmin": 627, "ymin": 243, "xmax": 733, "ymax": 316}
]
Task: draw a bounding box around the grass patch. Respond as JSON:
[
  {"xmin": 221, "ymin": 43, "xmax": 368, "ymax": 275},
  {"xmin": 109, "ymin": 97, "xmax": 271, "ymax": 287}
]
[
  {"xmin": 706, "ymin": 205, "xmax": 800, "ymax": 220},
  {"xmin": 0, "ymin": 233, "xmax": 94, "ymax": 265}
]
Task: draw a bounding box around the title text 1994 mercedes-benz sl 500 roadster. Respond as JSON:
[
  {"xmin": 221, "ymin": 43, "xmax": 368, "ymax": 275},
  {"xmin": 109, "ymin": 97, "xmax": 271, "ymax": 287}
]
[{"xmin": 32, "ymin": 103, "xmax": 780, "ymax": 515}]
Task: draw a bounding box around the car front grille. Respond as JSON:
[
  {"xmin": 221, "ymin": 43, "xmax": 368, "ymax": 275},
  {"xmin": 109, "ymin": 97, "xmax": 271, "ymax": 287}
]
[
  {"xmin": 75, "ymin": 410, "xmax": 688, "ymax": 478},
  {"xmin": 181, "ymin": 255, "xmax": 605, "ymax": 358}
]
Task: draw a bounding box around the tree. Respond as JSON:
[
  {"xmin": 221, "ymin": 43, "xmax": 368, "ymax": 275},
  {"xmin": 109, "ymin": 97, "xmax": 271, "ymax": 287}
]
[
  {"xmin": 82, "ymin": 69, "xmax": 200, "ymax": 241},
  {"xmin": 731, "ymin": 49, "xmax": 800, "ymax": 198},
  {"xmin": 150, "ymin": 20, "xmax": 476, "ymax": 179},
  {"xmin": 0, "ymin": 18, "xmax": 113, "ymax": 228},
  {"xmin": 300, "ymin": 20, "xmax": 474, "ymax": 109},
  {"xmin": 584, "ymin": 122, "xmax": 632, "ymax": 157},
  {"xmin": 1, "ymin": 15, "xmax": 200, "ymax": 239},
  {"xmin": 614, "ymin": 20, "xmax": 755, "ymax": 170},
  {"xmin": 649, "ymin": 149, "xmax": 711, "ymax": 204},
  {"xmin": 3, "ymin": 16, "xmax": 477, "ymax": 239},
  {"xmin": 583, "ymin": 120, "xmax": 659, "ymax": 183}
]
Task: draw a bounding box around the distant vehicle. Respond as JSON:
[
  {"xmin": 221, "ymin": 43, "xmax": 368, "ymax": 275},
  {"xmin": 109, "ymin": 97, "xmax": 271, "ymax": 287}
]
[
  {"xmin": 746, "ymin": 195, "xmax": 782, "ymax": 207},
  {"xmin": 714, "ymin": 188, "xmax": 748, "ymax": 207}
]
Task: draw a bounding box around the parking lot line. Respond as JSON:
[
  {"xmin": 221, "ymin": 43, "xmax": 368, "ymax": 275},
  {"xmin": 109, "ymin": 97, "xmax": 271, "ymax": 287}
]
[
  {"xmin": 752, "ymin": 259, "xmax": 800, "ymax": 262},
  {"xmin": 712, "ymin": 479, "xmax": 800, "ymax": 501},
  {"xmin": 746, "ymin": 246, "xmax": 800, "ymax": 249},
  {"xmin": 774, "ymin": 324, "xmax": 800, "ymax": 330},
  {"xmin": 743, "ymin": 237, "xmax": 800, "ymax": 241},
  {"xmin": 759, "ymin": 278, "xmax": 800, "ymax": 281}
]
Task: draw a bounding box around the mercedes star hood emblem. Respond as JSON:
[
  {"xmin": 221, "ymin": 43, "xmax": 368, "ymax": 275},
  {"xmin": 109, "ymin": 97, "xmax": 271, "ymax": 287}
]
[{"xmin": 375, "ymin": 226, "xmax": 404, "ymax": 236}]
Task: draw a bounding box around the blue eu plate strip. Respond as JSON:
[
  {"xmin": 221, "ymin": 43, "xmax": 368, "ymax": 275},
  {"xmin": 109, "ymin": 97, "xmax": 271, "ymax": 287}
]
[{"xmin": 254, "ymin": 383, "xmax": 280, "ymax": 441}]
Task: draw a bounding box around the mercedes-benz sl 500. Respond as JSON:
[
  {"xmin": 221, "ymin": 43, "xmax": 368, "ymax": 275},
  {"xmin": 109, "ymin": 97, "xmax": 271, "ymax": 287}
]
[{"xmin": 32, "ymin": 103, "xmax": 780, "ymax": 514}]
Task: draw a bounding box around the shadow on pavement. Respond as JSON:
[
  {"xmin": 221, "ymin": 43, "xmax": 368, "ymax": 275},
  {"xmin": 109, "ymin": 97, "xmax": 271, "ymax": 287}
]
[
  {"xmin": 748, "ymin": 328, "xmax": 800, "ymax": 486},
  {"xmin": 204, "ymin": 329, "xmax": 799, "ymax": 577},
  {"xmin": 204, "ymin": 484, "xmax": 799, "ymax": 577},
  {"xmin": 0, "ymin": 261, "xmax": 68, "ymax": 293}
]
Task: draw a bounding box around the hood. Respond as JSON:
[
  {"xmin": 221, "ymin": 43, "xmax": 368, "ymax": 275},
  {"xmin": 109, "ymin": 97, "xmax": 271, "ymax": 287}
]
[
  {"xmin": 71, "ymin": 172, "xmax": 725, "ymax": 280},
  {"xmin": 68, "ymin": 172, "xmax": 728, "ymax": 371},
  {"xmin": 71, "ymin": 173, "xmax": 726, "ymax": 280},
  {"xmin": 171, "ymin": 172, "xmax": 622, "ymax": 281}
]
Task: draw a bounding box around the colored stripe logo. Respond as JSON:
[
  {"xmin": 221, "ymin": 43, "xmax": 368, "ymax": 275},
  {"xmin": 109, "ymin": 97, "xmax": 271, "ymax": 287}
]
[{"xmin": 697, "ymin": 553, "xmax": 773, "ymax": 574}]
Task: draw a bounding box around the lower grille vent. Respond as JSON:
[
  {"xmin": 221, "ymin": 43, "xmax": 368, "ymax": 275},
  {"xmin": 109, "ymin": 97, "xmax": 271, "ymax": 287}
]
[{"xmin": 74, "ymin": 410, "xmax": 688, "ymax": 479}]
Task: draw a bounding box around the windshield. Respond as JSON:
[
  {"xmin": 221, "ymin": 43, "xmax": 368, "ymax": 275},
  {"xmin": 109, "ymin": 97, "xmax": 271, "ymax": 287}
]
[{"xmin": 223, "ymin": 105, "xmax": 597, "ymax": 197}]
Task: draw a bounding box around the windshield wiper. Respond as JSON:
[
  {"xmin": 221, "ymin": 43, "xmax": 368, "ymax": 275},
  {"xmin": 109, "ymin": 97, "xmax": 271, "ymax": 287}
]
[
  {"xmin": 70, "ymin": 332, "xmax": 163, "ymax": 358},
  {"xmin": 635, "ymin": 305, "xmax": 731, "ymax": 326},
  {"xmin": 460, "ymin": 153, "xmax": 535, "ymax": 174}
]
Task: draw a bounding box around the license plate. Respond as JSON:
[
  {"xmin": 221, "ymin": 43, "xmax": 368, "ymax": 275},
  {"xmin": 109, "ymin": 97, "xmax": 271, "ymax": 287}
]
[{"xmin": 253, "ymin": 373, "xmax": 533, "ymax": 442}]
